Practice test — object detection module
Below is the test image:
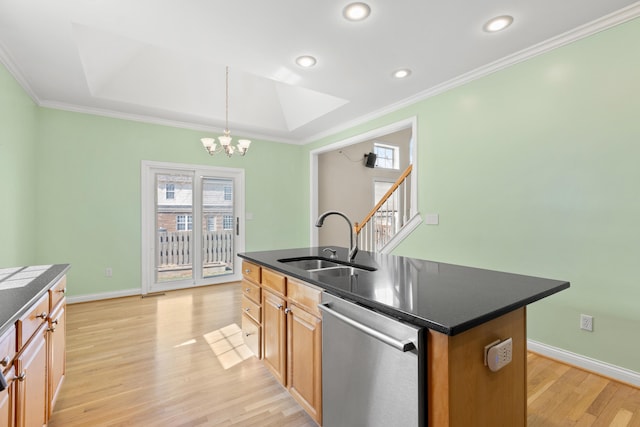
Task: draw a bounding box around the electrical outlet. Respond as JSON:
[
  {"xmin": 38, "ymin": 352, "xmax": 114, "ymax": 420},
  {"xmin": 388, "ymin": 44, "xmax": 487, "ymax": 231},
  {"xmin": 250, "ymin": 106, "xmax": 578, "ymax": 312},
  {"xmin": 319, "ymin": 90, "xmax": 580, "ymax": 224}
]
[
  {"xmin": 484, "ymin": 338, "xmax": 513, "ymax": 372},
  {"xmin": 105, "ymin": 267, "xmax": 113, "ymax": 278},
  {"xmin": 580, "ymin": 314, "xmax": 593, "ymax": 332}
]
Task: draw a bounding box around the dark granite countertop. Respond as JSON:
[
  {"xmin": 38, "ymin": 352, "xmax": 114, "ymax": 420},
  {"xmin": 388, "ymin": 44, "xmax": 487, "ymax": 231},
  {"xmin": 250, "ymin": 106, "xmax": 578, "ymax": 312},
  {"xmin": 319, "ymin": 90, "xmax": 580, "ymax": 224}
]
[
  {"xmin": 238, "ymin": 248, "xmax": 569, "ymax": 336},
  {"xmin": 0, "ymin": 264, "xmax": 70, "ymax": 336}
]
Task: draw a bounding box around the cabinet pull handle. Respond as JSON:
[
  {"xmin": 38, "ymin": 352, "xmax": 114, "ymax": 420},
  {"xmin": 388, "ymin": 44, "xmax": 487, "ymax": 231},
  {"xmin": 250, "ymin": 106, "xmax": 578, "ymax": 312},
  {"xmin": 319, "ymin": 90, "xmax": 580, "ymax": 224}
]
[
  {"xmin": 36, "ymin": 312, "xmax": 48, "ymax": 319},
  {"xmin": 57, "ymin": 288, "xmax": 67, "ymax": 294},
  {"xmin": 245, "ymin": 288, "xmax": 250, "ymax": 292},
  {"xmin": 47, "ymin": 326, "xmax": 57, "ymax": 333},
  {"xmin": 51, "ymin": 319, "xmax": 59, "ymax": 325},
  {"xmin": 276, "ymin": 304, "xmax": 283, "ymax": 310},
  {"xmin": 245, "ymin": 333, "xmax": 252, "ymax": 337},
  {"xmin": 284, "ymin": 308, "xmax": 292, "ymax": 314},
  {"xmin": 245, "ymin": 308, "xmax": 251, "ymax": 312},
  {"xmin": 0, "ymin": 356, "xmax": 9, "ymax": 367},
  {"xmin": 16, "ymin": 372, "xmax": 26, "ymax": 382}
]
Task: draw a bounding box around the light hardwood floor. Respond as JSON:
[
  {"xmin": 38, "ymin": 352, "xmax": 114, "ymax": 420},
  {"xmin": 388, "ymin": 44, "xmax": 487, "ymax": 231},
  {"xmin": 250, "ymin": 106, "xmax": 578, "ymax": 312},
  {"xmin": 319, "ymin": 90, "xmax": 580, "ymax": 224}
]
[{"xmin": 48, "ymin": 283, "xmax": 639, "ymax": 426}]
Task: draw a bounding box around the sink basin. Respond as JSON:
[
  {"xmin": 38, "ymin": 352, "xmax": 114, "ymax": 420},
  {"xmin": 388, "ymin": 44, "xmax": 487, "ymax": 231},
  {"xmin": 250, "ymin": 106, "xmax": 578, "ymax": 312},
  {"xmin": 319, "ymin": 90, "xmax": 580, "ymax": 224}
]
[
  {"xmin": 278, "ymin": 256, "xmax": 377, "ymax": 273},
  {"xmin": 312, "ymin": 266, "xmax": 364, "ymax": 277},
  {"xmin": 279, "ymin": 258, "xmax": 342, "ymax": 271}
]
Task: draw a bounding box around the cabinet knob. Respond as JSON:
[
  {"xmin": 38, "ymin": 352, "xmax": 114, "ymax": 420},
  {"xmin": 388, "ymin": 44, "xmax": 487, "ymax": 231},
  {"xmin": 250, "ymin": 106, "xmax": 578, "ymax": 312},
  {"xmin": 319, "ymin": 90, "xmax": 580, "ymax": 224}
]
[
  {"xmin": 16, "ymin": 372, "xmax": 26, "ymax": 382},
  {"xmin": 51, "ymin": 319, "xmax": 59, "ymax": 325},
  {"xmin": 0, "ymin": 356, "xmax": 9, "ymax": 367},
  {"xmin": 244, "ymin": 308, "xmax": 251, "ymax": 312},
  {"xmin": 276, "ymin": 304, "xmax": 283, "ymax": 310},
  {"xmin": 47, "ymin": 326, "xmax": 57, "ymax": 333},
  {"xmin": 284, "ymin": 308, "xmax": 292, "ymax": 315},
  {"xmin": 245, "ymin": 288, "xmax": 251, "ymax": 293},
  {"xmin": 57, "ymin": 288, "xmax": 67, "ymax": 294},
  {"xmin": 245, "ymin": 269, "xmax": 251, "ymax": 273},
  {"xmin": 36, "ymin": 312, "xmax": 48, "ymax": 319}
]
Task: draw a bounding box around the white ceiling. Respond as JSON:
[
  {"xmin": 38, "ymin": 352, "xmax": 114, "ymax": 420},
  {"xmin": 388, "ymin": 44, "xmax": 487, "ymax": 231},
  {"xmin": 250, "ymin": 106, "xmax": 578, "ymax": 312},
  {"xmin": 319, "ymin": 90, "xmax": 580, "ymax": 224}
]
[{"xmin": 1, "ymin": 0, "xmax": 639, "ymax": 144}]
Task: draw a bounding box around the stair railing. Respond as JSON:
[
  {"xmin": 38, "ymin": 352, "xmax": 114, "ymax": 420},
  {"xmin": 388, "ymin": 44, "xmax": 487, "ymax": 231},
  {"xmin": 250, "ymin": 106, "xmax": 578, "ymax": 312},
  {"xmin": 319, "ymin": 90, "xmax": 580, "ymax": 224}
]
[{"xmin": 354, "ymin": 164, "xmax": 413, "ymax": 252}]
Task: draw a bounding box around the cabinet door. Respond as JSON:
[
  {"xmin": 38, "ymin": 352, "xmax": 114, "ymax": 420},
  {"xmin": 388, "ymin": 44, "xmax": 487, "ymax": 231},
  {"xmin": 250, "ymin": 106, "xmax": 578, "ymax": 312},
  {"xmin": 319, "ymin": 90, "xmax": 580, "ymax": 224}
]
[
  {"xmin": 16, "ymin": 326, "xmax": 47, "ymax": 427},
  {"xmin": 0, "ymin": 367, "xmax": 16, "ymax": 427},
  {"xmin": 287, "ymin": 304, "xmax": 322, "ymax": 424},
  {"xmin": 262, "ymin": 291, "xmax": 286, "ymax": 385},
  {"xmin": 48, "ymin": 301, "xmax": 66, "ymax": 418}
]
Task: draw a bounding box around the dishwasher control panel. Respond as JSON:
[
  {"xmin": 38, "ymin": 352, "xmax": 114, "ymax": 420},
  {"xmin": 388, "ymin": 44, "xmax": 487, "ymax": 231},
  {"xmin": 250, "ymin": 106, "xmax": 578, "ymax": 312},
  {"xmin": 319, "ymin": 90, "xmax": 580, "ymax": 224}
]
[{"xmin": 484, "ymin": 338, "xmax": 513, "ymax": 372}]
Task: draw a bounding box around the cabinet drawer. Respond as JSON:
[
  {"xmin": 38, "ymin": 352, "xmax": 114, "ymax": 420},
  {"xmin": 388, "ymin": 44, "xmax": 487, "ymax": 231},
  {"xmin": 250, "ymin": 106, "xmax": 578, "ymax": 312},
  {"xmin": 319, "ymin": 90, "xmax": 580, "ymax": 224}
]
[
  {"xmin": 0, "ymin": 325, "xmax": 16, "ymax": 372},
  {"xmin": 262, "ymin": 268, "xmax": 286, "ymax": 296},
  {"xmin": 242, "ymin": 261, "xmax": 261, "ymax": 284},
  {"xmin": 16, "ymin": 292, "xmax": 49, "ymax": 349},
  {"xmin": 242, "ymin": 296, "xmax": 261, "ymax": 324},
  {"xmin": 241, "ymin": 280, "xmax": 261, "ymax": 304},
  {"xmin": 288, "ymin": 279, "xmax": 323, "ymax": 317},
  {"xmin": 242, "ymin": 313, "xmax": 261, "ymax": 359},
  {"xmin": 49, "ymin": 275, "xmax": 67, "ymax": 311}
]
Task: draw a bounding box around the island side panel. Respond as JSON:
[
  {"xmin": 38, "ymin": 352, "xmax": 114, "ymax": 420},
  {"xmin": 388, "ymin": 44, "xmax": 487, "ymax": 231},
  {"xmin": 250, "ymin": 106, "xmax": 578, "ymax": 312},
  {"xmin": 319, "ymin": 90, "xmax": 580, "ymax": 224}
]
[{"xmin": 428, "ymin": 307, "xmax": 527, "ymax": 427}]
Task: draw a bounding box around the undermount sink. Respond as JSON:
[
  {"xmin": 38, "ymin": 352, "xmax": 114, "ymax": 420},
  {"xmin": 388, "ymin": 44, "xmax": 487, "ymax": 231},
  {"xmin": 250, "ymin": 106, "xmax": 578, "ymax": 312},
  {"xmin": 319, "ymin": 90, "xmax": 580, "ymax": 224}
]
[{"xmin": 278, "ymin": 256, "xmax": 377, "ymax": 274}]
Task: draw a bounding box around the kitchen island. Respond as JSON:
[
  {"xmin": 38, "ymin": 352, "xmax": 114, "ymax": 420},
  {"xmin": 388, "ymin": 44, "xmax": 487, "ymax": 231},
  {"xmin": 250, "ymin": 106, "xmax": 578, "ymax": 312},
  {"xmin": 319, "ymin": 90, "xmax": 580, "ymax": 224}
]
[{"xmin": 238, "ymin": 247, "xmax": 569, "ymax": 426}]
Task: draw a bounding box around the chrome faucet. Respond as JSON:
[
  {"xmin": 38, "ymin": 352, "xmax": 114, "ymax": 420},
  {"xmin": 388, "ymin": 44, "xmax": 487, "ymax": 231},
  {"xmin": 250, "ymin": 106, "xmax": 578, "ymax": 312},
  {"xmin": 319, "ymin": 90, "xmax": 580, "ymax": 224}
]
[{"xmin": 315, "ymin": 211, "xmax": 358, "ymax": 262}]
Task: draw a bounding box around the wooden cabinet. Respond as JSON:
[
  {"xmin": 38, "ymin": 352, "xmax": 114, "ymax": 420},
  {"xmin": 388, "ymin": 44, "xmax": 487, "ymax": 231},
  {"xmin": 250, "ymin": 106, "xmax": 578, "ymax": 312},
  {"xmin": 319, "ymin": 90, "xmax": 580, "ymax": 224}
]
[
  {"xmin": 1, "ymin": 325, "xmax": 16, "ymax": 427},
  {"xmin": 286, "ymin": 303, "xmax": 322, "ymax": 423},
  {"xmin": 241, "ymin": 261, "xmax": 262, "ymax": 359},
  {"xmin": 0, "ymin": 273, "xmax": 67, "ymax": 427},
  {"xmin": 15, "ymin": 325, "xmax": 47, "ymax": 427},
  {"xmin": 243, "ymin": 266, "xmax": 323, "ymax": 425},
  {"xmin": 47, "ymin": 301, "xmax": 65, "ymax": 418},
  {"xmin": 262, "ymin": 290, "xmax": 287, "ymax": 385}
]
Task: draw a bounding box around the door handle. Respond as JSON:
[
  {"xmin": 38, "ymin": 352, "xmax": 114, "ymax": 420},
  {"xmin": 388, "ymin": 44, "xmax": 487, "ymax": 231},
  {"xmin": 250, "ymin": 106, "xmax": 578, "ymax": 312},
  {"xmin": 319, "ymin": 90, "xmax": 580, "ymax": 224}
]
[{"xmin": 318, "ymin": 303, "xmax": 416, "ymax": 352}]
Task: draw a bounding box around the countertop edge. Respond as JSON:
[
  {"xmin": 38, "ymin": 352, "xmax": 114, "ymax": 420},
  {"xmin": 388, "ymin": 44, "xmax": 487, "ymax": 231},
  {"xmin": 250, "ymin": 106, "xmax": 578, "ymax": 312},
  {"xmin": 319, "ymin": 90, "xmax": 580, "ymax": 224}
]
[{"xmin": 0, "ymin": 264, "xmax": 71, "ymax": 336}]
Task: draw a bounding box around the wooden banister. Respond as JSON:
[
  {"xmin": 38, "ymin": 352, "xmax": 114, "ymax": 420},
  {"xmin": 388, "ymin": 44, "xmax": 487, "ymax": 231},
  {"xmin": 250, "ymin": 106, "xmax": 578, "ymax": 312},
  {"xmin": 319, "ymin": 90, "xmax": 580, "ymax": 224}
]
[{"xmin": 354, "ymin": 164, "xmax": 412, "ymax": 235}]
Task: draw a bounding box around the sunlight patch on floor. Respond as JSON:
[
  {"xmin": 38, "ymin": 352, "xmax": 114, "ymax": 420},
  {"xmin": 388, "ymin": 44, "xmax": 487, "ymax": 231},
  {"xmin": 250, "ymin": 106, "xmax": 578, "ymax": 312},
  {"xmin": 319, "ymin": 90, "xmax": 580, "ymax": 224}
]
[{"xmin": 204, "ymin": 323, "xmax": 253, "ymax": 369}]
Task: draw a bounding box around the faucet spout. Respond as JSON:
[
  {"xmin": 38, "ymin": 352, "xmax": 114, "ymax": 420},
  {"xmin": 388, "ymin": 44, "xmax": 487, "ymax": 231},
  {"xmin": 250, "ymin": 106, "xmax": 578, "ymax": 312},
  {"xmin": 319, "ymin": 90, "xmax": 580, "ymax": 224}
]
[{"xmin": 315, "ymin": 210, "xmax": 358, "ymax": 262}]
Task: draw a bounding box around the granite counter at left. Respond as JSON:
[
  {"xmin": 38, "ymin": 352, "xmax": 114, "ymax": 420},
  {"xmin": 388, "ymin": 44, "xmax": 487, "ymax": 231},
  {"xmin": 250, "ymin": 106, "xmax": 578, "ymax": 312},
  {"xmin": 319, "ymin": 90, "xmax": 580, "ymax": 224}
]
[{"xmin": 0, "ymin": 264, "xmax": 70, "ymax": 336}]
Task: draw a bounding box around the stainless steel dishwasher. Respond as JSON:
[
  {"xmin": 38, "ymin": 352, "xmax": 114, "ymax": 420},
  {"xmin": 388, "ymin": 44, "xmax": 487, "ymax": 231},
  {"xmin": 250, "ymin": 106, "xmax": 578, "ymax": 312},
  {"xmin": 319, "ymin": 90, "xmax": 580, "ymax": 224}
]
[{"xmin": 319, "ymin": 292, "xmax": 427, "ymax": 427}]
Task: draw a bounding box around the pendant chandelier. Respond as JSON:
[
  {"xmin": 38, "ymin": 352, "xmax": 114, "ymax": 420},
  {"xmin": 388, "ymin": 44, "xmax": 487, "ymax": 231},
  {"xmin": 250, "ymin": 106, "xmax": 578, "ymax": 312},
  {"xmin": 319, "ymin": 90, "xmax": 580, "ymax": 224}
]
[{"xmin": 201, "ymin": 66, "xmax": 251, "ymax": 157}]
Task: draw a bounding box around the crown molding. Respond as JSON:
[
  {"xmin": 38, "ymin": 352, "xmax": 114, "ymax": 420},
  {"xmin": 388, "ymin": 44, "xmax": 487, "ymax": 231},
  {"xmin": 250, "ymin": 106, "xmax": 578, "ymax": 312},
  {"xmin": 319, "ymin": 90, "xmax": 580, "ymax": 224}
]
[
  {"xmin": 302, "ymin": 2, "xmax": 640, "ymax": 144},
  {"xmin": 2, "ymin": 3, "xmax": 639, "ymax": 146}
]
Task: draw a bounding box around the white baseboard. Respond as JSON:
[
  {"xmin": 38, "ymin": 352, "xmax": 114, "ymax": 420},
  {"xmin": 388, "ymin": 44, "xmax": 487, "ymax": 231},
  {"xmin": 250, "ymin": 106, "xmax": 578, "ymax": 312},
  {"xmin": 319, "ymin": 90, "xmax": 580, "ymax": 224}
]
[
  {"xmin": 67, "ymin": 288, "xmax": 141, "ymax": 304},
  {"xmin": 528, "ymin": 339, "xmax": 640, "ymax": 388}
]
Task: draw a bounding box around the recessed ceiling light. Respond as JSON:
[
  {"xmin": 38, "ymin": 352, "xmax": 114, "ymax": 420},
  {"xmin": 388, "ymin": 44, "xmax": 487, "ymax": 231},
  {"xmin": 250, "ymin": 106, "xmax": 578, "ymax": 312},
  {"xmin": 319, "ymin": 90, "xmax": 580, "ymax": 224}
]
[
  {"xmin": 296, "ymin": 55, "xmax": 317, "ymax": 68},
  {"xmin": 483, "ymin": 15, "xmax": 514, "ymax": 32},
  {"xmin": 393, "ymin": 69, "xmax": 412, "ymax": 79},
  {"xmin": 343, "ymin": 2, "xmax": 371, "ymax": 21}
]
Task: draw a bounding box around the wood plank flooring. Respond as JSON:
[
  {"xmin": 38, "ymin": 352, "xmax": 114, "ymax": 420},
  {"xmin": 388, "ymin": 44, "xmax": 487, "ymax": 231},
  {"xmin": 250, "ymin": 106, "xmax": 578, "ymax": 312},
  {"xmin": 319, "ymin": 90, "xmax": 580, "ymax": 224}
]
[{"xmin": 48, "ymin": 283, "xmax": 640, "ymax": 426}]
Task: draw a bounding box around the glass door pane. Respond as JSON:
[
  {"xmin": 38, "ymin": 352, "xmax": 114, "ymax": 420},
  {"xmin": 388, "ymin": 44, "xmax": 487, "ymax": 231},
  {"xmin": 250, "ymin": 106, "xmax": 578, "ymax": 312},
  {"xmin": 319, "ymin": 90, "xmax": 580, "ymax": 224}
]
[
  {"xmin": 202, "ymin": 177, "xmax": 234, "ymax": 279},
  {"xmin": 155, "ymin": 173, "xmax": 194, "ymax": 283}
]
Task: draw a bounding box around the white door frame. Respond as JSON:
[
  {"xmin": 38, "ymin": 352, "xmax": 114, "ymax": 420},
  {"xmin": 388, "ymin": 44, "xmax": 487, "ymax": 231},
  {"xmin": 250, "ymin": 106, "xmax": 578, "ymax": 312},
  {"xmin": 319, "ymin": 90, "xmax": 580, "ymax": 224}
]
[
  {"xmin": 309, "ymin": 117, "xmax": 419, "ymax": 245},
  {"xmin": 141, "ymin": 160, "xmax": 246, "ymax": 294}
]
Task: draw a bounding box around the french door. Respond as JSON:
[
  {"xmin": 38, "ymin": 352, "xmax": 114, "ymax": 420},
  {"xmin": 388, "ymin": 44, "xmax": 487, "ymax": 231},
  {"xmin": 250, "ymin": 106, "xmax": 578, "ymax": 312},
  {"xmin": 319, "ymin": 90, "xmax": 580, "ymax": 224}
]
[{"xmin": 141, "ymin": 161, "xmax": 245, "ymax": 294}]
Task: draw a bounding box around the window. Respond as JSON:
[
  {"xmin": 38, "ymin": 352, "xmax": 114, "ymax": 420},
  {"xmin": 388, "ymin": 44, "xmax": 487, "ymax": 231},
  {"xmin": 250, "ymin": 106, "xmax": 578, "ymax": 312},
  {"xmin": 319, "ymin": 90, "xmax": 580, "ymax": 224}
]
[
  {"xmin": 224, "ymin": 186, "xmax": 232, "ymax": 201},
  {"xmin": 166, "ymin": 183, "xmax": 175, "ymax": 199},
  {"xmin": 223, "ymin": 215, "xmax": 234, "ymax": 230},
  {"xmin": 374, "ymin": 142, "xmax": 400, "ymax": 169},
  {"xmin": 176, "ymin": 215, "xmax": 193, "ymax": 231},
  {"xmin": 206, "ymin": 216, "xmax": 216, "ymax": 232}
]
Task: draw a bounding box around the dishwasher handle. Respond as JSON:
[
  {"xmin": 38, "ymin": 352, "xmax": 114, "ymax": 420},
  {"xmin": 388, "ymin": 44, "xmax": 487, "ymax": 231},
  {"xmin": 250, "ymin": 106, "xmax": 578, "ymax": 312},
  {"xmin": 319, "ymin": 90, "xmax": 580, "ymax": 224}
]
[{"xmin": 319, "ymin": 303, "xmax": 415, "ymax": 352}]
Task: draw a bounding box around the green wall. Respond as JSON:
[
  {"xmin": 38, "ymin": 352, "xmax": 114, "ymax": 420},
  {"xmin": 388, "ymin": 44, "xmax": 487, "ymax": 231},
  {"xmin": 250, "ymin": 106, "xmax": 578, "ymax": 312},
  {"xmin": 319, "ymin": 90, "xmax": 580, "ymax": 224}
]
[
  {"xmin": 31, "ymin": 109, "xmax": 308, "ymax": 297},
  {"xmin": 2, "ymin": 15, "xmax": 639, "ymax": 373},
  {"xmin": 0, "ymin": 65, "xmax": 38, "ymax": 266},
  {"xmin": 309, "ymin": 18, "xmax": 640, "ymax": 372}
]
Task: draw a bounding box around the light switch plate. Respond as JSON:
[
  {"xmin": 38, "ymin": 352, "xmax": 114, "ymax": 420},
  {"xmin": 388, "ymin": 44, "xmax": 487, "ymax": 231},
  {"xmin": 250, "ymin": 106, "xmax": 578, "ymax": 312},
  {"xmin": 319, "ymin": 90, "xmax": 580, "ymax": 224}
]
[{"xmin": 425, "ymin": 213, "xmax": 439, "ymax": 225}]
